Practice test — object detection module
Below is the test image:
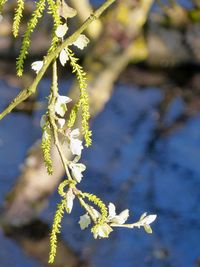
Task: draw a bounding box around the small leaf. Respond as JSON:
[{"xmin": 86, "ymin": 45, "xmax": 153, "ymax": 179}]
[
  {"xmin": 92, "ymin": 224, "xmax": 113, "ymax": 239},
  {"xmin": 142, "ymin": 214, "xmax": 157, "ymax": 225},
  {"xmin": 115, "ymin": 209, "xmax": 129, "ymax": 224},
  {"xmin": 55, "ymin": 23, "xmax": 68, "ymax": 38},
  {"xmin": 31, "ymin": 61, "xmax": 43, "ymax": 74},
  {"xmin": 108, "ymin": 203, "xmax": 116, "ymax": 218},
  {"xmin": 69, "ymin": 162, "xmax": 86, "ymax": 183},
  {"xmin": 54, "ymin": 94, "xmax": 72, "ymax": 117},
  {"xmin": 69, "ymin": 138, "xmax": 83, "ymax": 157},
  {"xmin": 59, "ymin": 49, "xmax": 68, "ymax": 66},
  {"xmin": 79, "ymin": 213, "xmax": 91, "ymax": 230},
  {"xmin": 144, "ymin": 224, "xmax": 153, "ymax": 234},
  {"xmin": 66, "ymin": 188, "xmax": 75, "ymax": 213},
  {"xmin": 59, "ymin": 0, "xmax": 77, "ymax": 20},
  {"xmin": 73, "ymin": 34, "xmax": 89, "ymax": 50}
]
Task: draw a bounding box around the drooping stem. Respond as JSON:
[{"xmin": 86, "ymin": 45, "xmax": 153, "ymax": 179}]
[{"xmin": 48, "ymin": 60, "xmax": 72, "ymax": 180}]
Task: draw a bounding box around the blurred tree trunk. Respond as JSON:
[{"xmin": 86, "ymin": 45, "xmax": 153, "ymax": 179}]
[
  {"xmin": 1, "ymin": 0, "xmax": 153, "ymax": 226},
  {"xmin": 4, "ymin": 220, "xmax": 83, "ymax": 267}
]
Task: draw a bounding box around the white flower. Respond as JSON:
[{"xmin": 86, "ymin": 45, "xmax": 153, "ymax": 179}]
[
  {"xmin": 79, "ymin": 213, "xmax": 91, "ymax": 230},
  {"xmin": 65, "ymin": 188, "xmax": 75, "ymax": 213},
  {"xmin": 59, "ymin": 1, "xmax": 77, "ymax": 20},
  {"xmin": 31, "ymin": 61, "xmax": 43, "ymax": 74},
  {"xmin": 54, "ymin": 94, "xmax": 72, "ymax": 117},
  {"xmin": 73, "ymin": 34, "xmax": 89, "ymax": 50},
  {"xmin": 122, "ymin": 212, "xmax": 157, "ymax": 234},
  {"xmin": 68, "ymin": 129, "xmax": 83, "ymax": 156},
  {"xmin": 59, "ymin": 48, "xmax": 68, "ymax": 66},
  {"xmin": 92, "ymin": 223, "xmax": 113, "ymax": 239},
  {"xmin": 108, "ymin": 203, "xmax": 129, "ymax": 225},
  {"xmin": 70, "ymin": 138, "xmax": 83, "ymax": 156},
  {"xmin": 138, "ymin": 213, "xmax": 157, "ymax": 234},
  {"xmin": 55, "ymin": 23, "xmax": 68, "ymax": 38},
  {"xmin": 69, "ymin": 162, "xmax": 86, "ymax": 183}
]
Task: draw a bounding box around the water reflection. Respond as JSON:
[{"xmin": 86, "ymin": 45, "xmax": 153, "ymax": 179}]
[{"xmin": 0, "ymin": 67, "xmax": 200, "ymax": 267}]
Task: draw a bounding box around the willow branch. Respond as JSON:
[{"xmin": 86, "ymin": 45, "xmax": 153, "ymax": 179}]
[{"xmin": 0, "ymin": 0, "xmax": 116, "ymax": 121}]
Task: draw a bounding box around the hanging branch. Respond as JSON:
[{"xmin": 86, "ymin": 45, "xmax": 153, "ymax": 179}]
[{"xmin": 0, "ymin": 0, "xmax": 157, "ymax": 264}]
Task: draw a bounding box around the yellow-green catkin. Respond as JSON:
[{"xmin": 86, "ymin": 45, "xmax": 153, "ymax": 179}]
[
  {"xmin": 16, "ymin": 0, "xmax": 46, "ymax": 76},
  {"xmin": 82, "ymin": 192, "xmax": 108, "ymax": 222},
  {"xmin": 47, "ymin": 0, "xmax": 61, "ymax": 53},
  {"xmin": 41, "ymin": 122, "xmax": 53, "ymax": 175},
  {"xmin": 12, "ymin": 0, "xmax": 24, "ymax": 37},
  {"xmin": 67, "ymin": 49, "xmax": 92, "ymax": 146},
  {"xmin": 49, "ymin": 199, "xmax": 66, "ymax": 263},
  {"xmin": 0, "ymin": 0, "xmax": 7, "ymax": 12}
]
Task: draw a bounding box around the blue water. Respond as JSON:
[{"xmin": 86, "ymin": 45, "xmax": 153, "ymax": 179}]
[
  {"xmin": 0, "ymin": 76, "xmax": 200, "ymax": 267},
  {"xmin": 91, "ymin": 0, "xmax": 194, "ymax": 8}
]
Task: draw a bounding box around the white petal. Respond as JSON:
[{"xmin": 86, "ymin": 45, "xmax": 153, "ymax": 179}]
[
  {"xmin": 93, "ymin": 224, "xmax": 113, "ymax": 239},
  {"xmin": 66, "ymin": 188, "xmax": 75, "ymax": 213},
  {"xmin": 57, "ymin": 118, "xmax": 65, "ymax": 128},
  {"xmin": 76, "ymin": 163, "xmax": 86, "ymax": 172},
  {"xmin": 108, "ymin": 203, "xmax": 116, "ymax": 218},
  {"xmin": 31, "ymin": 61, "xmax": 43, "ymax": 73},
  {"xmin": 142, "ymin": 214, "xmax": 157, "ymax": 225},
  {"xmin": 57, "ymin": 94, "xmax": 72, "ymax": 105},
  {"xmin": 110, "ymin": 209, "xmax": 129, "ymax": 224},
  {"xmin": 116, "ymin": 209, "xmax": 129, "ymax": 224},
  {"xmin": 70, "ymin": 138, "xmax": 83, "ymax": 156},
  {"xmin": 54, "ymin": 102, "xmax": 66, "ymax": 117},
  {"xmin": 59, "ymin": 49, "xmax": 69, "ymax": 66},
  {"xmin": 79, "ymin": 213, "xmax": 91, "ymax": 230},
  {"xmin": 55, "ymin": 95, "xmax": 71, "ymax": 117},
  {"xmin": 69, "ymin": 162, "xmax": 86, "ymax": 183},
  {"xmin": 59, "ymin": 0, "xmax": 77, "ymax": 20},
  {"xmin": 55, "ymin": 23, "xmax": 68, "ymax": 38},
  {"xmin": 73, "ymin": 34, "xmax": 89, "ymax": 50}
]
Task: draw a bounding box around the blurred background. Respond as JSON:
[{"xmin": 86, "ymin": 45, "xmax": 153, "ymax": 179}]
[{"xmin": 0, "ymin": 0, "xmax": 200, "ymax": 266}]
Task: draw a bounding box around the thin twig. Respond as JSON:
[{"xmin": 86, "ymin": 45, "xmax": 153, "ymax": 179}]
[{"xmin": 48, "ymin": 60, "xmax": 72, "ymax": 180}]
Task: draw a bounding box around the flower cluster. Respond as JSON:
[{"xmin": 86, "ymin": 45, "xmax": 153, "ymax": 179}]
[
  {"xmin": 40, "ymin": 93, "xmax": 86, "ymax": 184},
  {"xmin": 33, "ymin": 2, "xmax": 157, "ymax": 263},
  {"xmin": 31, "ymin": 24, "xmax": 89, "ymax": 72},
  {"xmin": 79, "ymin": 202, "xmax": 157, "ymax": 239},
  {"xmin": 0, "ymin": 0, "xmax": 157, "ymax": 265}
]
